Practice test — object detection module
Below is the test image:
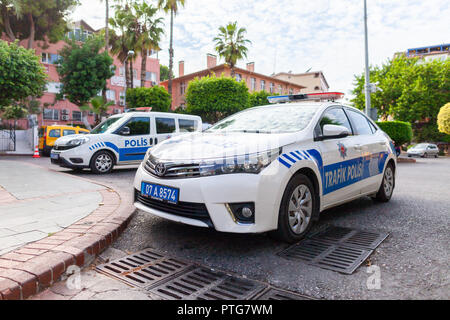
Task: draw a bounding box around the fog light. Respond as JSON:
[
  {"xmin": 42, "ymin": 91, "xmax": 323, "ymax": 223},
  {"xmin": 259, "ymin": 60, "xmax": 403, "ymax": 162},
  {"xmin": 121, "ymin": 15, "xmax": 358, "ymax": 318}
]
[{"xmin": 226, "ymin": 202, "xmax": 255, "ymax": 224}]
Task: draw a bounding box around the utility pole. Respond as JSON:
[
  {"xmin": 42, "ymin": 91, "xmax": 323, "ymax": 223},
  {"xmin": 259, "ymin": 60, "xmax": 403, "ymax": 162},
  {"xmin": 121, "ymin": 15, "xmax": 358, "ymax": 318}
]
[{"xmin": 364, "ymin": 0, "xmax": 371, "ymax": 117}]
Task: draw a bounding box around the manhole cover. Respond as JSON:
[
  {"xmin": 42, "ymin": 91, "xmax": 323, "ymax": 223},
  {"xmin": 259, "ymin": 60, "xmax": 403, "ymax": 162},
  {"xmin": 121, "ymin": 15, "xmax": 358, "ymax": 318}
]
[
  {"xmin": 96, "ymin": 249, "xmax": 193, "ymax": 288},
  {"xmin": 253, "ymin": 288, "xmax": 313, "ymax": 300},
  {"xmin": 147, "ymin": 266, "xmax": 267, "ymax": 300},
  {"xmin": 310, "ymin": 226, "xmax": 389, "ymax": 250},
  {"xmin": 279, "ymin": 239, "xmax": 373, "ymax": 274}
]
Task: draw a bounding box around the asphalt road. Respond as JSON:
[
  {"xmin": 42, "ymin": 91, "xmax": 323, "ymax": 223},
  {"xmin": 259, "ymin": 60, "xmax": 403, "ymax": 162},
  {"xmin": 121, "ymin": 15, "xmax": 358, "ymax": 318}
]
[{"xmin": 8, "ymin": 155, "xmax": 450, "ymax": 299}]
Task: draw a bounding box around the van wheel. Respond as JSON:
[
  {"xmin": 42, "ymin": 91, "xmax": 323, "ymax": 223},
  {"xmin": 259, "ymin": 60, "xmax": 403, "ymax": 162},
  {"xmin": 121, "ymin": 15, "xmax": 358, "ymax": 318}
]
[
  {"xmin": 270, "ymin": 174, "xmax": 316, "ymax": 243},
  {"xmin": 90, "ymin": 150, "xmax": 114, "ymax": 174},
  {"xmin": 373, "ymin": 163, "xmax": 395, "ymax": 202}
]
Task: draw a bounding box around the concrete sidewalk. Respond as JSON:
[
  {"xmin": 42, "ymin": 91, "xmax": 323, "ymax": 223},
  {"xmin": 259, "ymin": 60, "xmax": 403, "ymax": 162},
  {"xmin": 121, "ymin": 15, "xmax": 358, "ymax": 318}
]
[
  {"xmin": 0, "ymin": 160, "xmax": 135, "ymax": 300},
  {"xmin": 0, "ymin": 160, "xmax": 104, "ymax": 255}
]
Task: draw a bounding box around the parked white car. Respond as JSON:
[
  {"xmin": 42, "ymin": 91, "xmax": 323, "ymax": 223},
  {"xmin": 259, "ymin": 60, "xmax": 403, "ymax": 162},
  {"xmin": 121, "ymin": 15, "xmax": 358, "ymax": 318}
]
[
  {"xmin": 407, "ymin": 143, "xmax": 439, "ymax": 158},
  {"xmin": 50, "ymin": 112, "xmax": 202, "ymax": 174},
  {"xmin": 133, "ymin": 94, "xmax": 397, "ymax": 242}
]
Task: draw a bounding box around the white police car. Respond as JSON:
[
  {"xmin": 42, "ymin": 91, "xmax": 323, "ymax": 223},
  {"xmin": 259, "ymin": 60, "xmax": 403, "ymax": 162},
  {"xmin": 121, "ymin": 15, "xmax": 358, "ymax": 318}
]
[
  {"xmin": 133, "ymin": 93, "xmax": 397, "ymax": 242},
  {"xmin": 50, "ymin": 112, "xmax": 202, "ymax": 174}
]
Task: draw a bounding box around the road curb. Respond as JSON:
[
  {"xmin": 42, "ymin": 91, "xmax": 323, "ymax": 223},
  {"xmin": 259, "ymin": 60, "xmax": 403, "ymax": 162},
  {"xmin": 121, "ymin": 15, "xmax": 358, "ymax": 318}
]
[
  {"xmin": 0, "ymin": 163, "xmax": 136, "ymax": 300},
  {"xmin": 397, "ymin": 157, "xmax": 416, "ymax": 163}
]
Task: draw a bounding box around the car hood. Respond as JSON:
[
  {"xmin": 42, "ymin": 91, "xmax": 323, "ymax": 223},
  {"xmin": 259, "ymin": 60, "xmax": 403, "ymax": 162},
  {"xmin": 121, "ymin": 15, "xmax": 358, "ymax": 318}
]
[{"xmin": 151, "ymin": 132, "xmax": 299, "ymax": 161}]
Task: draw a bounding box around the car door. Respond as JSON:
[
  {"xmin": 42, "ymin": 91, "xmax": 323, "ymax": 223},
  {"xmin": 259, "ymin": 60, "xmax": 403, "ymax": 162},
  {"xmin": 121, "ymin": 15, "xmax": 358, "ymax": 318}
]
[
  {"xmin": 314, "ymin": 106, "xmax": 362, "ymax": 208},
  {"xmin": 115, "ymin": 116, "xmax": 152, "ymax": 163},
  {"xmin": 345, "ymin": 108, "xmax": 388, "ymax": 194},
  {"xmin": 154, "ymin": 116, "xmax": 177, "ymax": 145}
]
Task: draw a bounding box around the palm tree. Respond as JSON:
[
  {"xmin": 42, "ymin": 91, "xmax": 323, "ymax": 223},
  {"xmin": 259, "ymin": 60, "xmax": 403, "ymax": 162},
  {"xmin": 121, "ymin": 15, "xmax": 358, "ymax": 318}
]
[
  {"xmin": 131, "ymin": 1, "xmax": 164, "ymax": 88},
  {"xmin": 81, "ymin": 96, "xmax": 114, "ymax": 125},
  {"xmin": 157, "ymin": 0, "xmax": 185, "ymax": 95},
  {"xmin": 214, "ymin": 21, "xmax": 251, "ymax": 77},
  {"xmin": 99, "ymin": 0, "xmax": 110, "ymax": 52}
]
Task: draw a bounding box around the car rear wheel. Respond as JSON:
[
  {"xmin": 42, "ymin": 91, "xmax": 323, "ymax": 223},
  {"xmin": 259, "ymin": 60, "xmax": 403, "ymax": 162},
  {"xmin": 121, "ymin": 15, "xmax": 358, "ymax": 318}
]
[
  {"xmin": 373, "ymin": 163, "xmax": 395, "ymax": 202},
  {"xmin": 271, "ymin": 174, "xmax": 316, "ymax": 243},
  {"xmin": 90, "ymin": 151, "xmax": 114, "ymax": 174}
]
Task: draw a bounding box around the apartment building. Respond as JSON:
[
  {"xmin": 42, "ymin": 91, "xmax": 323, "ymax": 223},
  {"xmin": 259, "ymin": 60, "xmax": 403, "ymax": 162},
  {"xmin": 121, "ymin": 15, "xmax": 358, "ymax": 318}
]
[
  {"xmin": 161, "ymin": 54, "xmax": 306, "ymax": 110},
  {"xmin": 273, "ymin": 71, "xmax": 329, "ymax": 93},
  {"xmin": 394, "ymin": 43, "xmax": 449, "ymax": 63},
  {"xmin": 2, "ymin": 20, "xmax": 160, "ymax": 128}
]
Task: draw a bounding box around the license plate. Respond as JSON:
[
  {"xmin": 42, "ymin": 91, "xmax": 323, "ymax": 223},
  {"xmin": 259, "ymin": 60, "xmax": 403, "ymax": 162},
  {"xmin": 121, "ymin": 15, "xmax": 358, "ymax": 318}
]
[
  {"xmin": 50, "ymin": 153, "xmax": 59, "ymax": 160},
  {"xmin": 140, "ymin": 182, "xmax": 179, "ymax": 204}
]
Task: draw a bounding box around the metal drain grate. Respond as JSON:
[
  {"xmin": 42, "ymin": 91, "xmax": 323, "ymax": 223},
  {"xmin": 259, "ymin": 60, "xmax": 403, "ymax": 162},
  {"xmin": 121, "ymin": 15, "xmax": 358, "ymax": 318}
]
[
  {"xmin": 279, "ymin": 239, "xmax": 373, "ymax": 274},
  {"xmin": 96, "ymin": 248, "xmax": 193, "ymax": 288},
  {"xmin": 310, "ymin": 226, "xmax": 389, "ymax": 250},
  {"xmin": 147, "ymin": 266, "xmax": 267, "ymax": 300},
  {"xmin": 253, "ymin": 288, "xmax": 313, "ymax": 300}
]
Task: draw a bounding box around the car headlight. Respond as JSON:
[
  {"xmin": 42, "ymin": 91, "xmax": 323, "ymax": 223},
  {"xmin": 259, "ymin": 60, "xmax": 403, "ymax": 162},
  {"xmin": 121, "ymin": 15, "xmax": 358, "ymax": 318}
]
[
  {"xmin": 67, "ymin": 136, "xmax": 90, "ymax": 147},
  {"xmin": 198, "ymin": 148, "xmax": 281, "ymax": 176}
]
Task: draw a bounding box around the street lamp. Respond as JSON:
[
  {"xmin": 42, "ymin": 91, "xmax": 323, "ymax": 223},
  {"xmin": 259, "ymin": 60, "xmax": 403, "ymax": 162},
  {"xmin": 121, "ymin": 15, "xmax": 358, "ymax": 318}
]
[
  {"xmin": 364, "ymin": 0, "xmax": 371, "ymax": 118},
  {"xmin": 122, "ymin": 50, "xmax": 135, "ymax": 111}
]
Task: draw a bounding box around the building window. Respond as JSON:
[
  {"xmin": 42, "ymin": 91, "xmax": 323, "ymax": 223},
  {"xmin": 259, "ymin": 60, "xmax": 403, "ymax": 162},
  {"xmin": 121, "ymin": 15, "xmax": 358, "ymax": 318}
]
[
  {"xmin": 289, "ymin": 88, "xmax": 293, "ymax": 95},
  {"xmin": 180, "ymin": 82, "xmax": 187, "ymax": 95},
  {"xmin": 72, "ymin": 111, "xmax": 82, "ymax": 121},
  {"xmin": 145, "ymin": 72, "xmax": 157, "ymax": 82},
  {"xmin": 119, "ymin": 66, "xmax": 125, "ymax": 77},
  {"xmin": 106, "ymin": 90, "xmax": 116, "ymax": 103},
  {"xmin": 41, "ymin": 53, "xmax": 61, "ymax": 65},
  {"xmin": 278, "ymin": 85, "xmax": 282, "ymax": 94},
  {"xmin": 119, "ymin": 91, "xmax": 126, "ymax": 106},
  {"xmin": 45, "ymin": 82, "xmax": 62, "ymax": 94},
  {"xmin": 250, "ymin": 78, "xmax": 256, "ymax": 91},
  {"xmin": 43, "ymin": 109, "xmax": 59, "ymax": 120},
  {"xmin": 235, "ymin": 73, "xmax": 242, "ymax": 82},
  {"xmin": 269, "ymin": 82, "xmax": 274, "ymax": 93},
  {"xmin": 260, "ymin": 80, "xmax": 265, "ymax": 91},
  {"xmin": 314, "ymin": 86, "xmax": 320, "ymax": 91}
]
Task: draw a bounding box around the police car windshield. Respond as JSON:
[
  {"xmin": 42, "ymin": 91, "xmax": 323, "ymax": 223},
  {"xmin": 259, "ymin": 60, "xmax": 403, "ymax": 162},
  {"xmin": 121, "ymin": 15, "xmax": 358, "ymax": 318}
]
[
  {"xmin": 207, "ymin": 104, "xmax": 320, "ymax": 134},
  {"xmin": 90, "ymin": 116, "xmax": 123, "ymax": 134}
]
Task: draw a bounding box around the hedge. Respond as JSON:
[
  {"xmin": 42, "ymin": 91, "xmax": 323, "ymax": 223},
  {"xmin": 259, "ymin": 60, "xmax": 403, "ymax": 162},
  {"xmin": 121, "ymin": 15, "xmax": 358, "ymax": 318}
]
[
  {"xmin": 248, "ymin": 91, "xmax": 278, "ymax": 108},
  {"xmin": 185, "ymin": 75, "xmax": 249, "ymax": 123},
  {"xmin": 126, "ymin": 86, "xmax": 171, "ymax": 112},
  {"xmin": 376, "ymin": 121, "xmax": 413, "ymax": 146}
]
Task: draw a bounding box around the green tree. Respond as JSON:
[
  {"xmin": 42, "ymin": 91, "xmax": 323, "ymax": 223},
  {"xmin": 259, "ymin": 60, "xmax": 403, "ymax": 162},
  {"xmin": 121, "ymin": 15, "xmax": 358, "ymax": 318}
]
[
  {"xmin": 80, "ymin": 96, "xmax": 114, "ymax": 125},
  {"xmin": 248, "ymin": 90, "xmax": 277, "ymax": 108},
  {"xmin": 2, "ymin": 104, "xmax": 27, "ymax": 119},
  {"xmin": 57, "ymin": 36, "xmax": 114, "ymax": 129},
  {"xmin": 157, "ymin": 0, "xmax": 185, "ymax": 95},
  {"xmin": 214, "ymin": 21, "xmax": 251, "ymax": 77},
  {"xmin": 185, "ymin": 75, "xmax": 249, "ymax": 123},
  {"xmin": 351, "ymin": 57, "xmax": 450, "ymax": 141},
  {"xmin": 0, "ymin": 0, "xmax": 80, "ymax": 49},
  {"xmin": 0, "ymin": 40, "xmax": 47, "ymax": 109},
  {"xmin": 126, "ymin": 86, "xmax": 171, "ymax": 112},
  {"xmin": 160, "ymin": 64, "xmax": 169, "ymax": 81},
  {"xmin": 437, "ymin": 103, "xmax": 450, "ymax": 135}
]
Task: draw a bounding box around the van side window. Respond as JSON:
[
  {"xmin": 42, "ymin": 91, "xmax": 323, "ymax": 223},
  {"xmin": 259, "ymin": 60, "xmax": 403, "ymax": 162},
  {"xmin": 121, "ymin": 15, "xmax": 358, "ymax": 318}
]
[
  {"xmin": 156, "ymin": 117, "xmax": 176, "ymax": 134},
  {"xmin": 48, "ymin": 129, "xmax": 61, "ymax": 138},
  {"xmin": 125, "ymin": 117, "xmax": 150, "ymax": 135},
  {"xmin": 178, "ymin": 119, "xmax": 197, "ymax": 132},
  {"xmin": 63, "ymin": 129, "xmax": 76, "ymax": 136}
]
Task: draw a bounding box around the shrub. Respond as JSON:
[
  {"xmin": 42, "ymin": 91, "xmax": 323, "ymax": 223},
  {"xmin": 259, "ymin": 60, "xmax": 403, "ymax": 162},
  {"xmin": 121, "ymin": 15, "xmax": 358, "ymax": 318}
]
[
  {"xmin": 376, "ymin": 121, "xmax": 413, "ymax": 146},
  {"xmin": 248, "ymin": 91, "xmax": 277, "ymax": 108},
  {"xmin": 185, "ymin": 75, "xmax": 249, "ymax": 123},
  {"xmin": 437, "ymin": 103, "xmax": 450, "ymax": 135},
  {"xmin": 126, "ymin": 86, "xmax": 171, "ymax": 112}
]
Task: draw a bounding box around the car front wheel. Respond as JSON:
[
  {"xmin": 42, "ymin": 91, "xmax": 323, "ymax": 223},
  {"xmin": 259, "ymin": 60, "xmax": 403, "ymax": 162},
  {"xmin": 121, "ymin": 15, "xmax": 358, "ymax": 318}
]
[
  {"xmin": 90, "ymin": 150, "xmax": 114, "ymax": 174},
  {"xmin": 271, "ymin": 174, "xmax": 317, "ymax": 243}
]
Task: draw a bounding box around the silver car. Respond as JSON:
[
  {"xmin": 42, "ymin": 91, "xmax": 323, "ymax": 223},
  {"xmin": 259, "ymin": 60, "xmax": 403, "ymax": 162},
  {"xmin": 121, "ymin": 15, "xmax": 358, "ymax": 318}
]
[{"xmin": 407, "ymin": 143, "xmax": 439, "ymax": 158}]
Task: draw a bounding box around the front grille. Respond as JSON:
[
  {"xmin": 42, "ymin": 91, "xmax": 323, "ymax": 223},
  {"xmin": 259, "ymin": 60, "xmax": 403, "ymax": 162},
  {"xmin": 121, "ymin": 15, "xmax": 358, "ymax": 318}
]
[
  {"xmin": 135, "ymin": 189, "xmax": 213, "ymax": 228},
  {"xmin": 53, "ymin": 145, "xmax": 77, "ymax": 151},
  {"xmin": 144, "ymin": 155, "xmax": 200, "ymax": 179}
]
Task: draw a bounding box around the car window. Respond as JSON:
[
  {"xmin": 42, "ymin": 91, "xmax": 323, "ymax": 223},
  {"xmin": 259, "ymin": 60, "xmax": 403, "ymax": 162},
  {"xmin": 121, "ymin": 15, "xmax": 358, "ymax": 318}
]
[
  {"xmin": 318, "ymin": 108, "xmax": 352, "ymax": 135},
  {"xmin": 63, "ymin": 129, "xmax": 76, "ymax": 136},
  {"xmin": 48, "ymin": 129, "xmax": 61, "ymax": 138},
  {"xmin": 78, "ymin": 130, "xmax": 89, "ymax": 135},
  {"xmin": 367, "ymin": 120, "xmax": 377, "ymax": 133},
  {"xmin": 124, "ymin": 117, "xmax": 150, "ymax": 136},
  {"xmin": 156, "ymin": 117, "xmax": 176, "ymax": 134},
  {"xmin": 346, "ymin": 110, "xmax": 373, "ymax": 135},
  {"xmin": 178, "ymin": 119, "xmax": 197, "ymax": 132}
]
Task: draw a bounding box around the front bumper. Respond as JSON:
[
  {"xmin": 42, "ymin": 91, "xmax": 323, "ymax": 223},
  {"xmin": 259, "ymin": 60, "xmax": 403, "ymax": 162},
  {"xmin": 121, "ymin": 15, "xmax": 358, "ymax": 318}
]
[
  {"xmin": 50, "ymin": 145, "xmax": 90, "ymax": 169},
  {"xmin": 133, "ymin": 162, "xmax": 285, "ymax": 233}
]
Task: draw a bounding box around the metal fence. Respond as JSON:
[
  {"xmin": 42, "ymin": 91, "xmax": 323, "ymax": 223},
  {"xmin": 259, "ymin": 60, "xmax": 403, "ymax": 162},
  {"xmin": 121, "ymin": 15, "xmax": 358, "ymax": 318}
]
[{"xmin": 0, "ymin": 123, "xmax": 16, "ymax": 152}]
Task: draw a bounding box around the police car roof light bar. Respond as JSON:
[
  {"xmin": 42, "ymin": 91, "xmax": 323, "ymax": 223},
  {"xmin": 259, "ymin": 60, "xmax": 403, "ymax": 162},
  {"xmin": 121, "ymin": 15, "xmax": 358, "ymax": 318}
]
[{"xmin": 267, "ymin": 92, "xmax": 344, "ymax": 104}]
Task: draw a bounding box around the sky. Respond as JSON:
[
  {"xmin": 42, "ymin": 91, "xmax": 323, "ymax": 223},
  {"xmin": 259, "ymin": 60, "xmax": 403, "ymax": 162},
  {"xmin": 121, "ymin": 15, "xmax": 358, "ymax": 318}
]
[{"xmin": 71, "ymin": 0, "xmax": 450, "ymax": 98}]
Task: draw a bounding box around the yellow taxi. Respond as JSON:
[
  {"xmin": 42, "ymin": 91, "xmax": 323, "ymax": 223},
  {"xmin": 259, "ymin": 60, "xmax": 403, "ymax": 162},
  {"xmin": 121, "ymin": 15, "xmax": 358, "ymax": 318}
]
[{"xmin": 39, "ymin": 125, "xmax": 89, "ymax": 156}]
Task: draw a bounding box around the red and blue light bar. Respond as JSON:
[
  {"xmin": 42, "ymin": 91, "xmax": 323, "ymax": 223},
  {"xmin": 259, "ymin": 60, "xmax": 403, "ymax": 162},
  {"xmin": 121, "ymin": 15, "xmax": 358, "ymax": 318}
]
[{"xmin": 267, "ymin": 92, "xmax": 344, "ymax": 104}]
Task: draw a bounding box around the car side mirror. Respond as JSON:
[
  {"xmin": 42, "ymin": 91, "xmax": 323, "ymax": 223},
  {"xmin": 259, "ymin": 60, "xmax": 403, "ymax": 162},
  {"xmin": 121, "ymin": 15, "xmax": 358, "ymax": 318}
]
[
  {"xmin": 119, "ymin": 126, "xmax": 130, "ymax": 136},
  {"xmin": 318, "ymin": 124, "xmax": 350, "ymax": 140}
]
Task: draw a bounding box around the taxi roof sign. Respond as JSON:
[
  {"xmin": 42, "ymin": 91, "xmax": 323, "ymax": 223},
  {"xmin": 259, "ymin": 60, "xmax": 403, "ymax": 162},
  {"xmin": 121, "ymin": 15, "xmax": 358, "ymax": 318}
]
[{"xmin": 268, "ymin": 92, "xmax": 344, "ymax": 104}]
